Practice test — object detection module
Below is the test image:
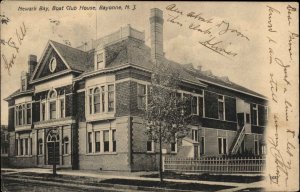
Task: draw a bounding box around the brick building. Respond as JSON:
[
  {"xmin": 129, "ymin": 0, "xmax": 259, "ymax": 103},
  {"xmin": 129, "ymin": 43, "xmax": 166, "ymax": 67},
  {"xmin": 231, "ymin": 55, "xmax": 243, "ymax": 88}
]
[{"xmin": 4, "ymin": 8, "xmax": 268, "ymax": 171}]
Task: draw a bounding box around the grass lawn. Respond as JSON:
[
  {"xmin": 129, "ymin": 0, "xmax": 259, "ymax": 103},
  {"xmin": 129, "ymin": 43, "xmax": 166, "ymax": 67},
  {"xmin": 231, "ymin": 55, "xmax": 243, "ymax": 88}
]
[
  {"xmin": 100, "ymin": 178, "xmax": 234, "ymax": 191},
  {"xmin": 142, "ymin": 172, "xmax": 264, "ymax": 183}
]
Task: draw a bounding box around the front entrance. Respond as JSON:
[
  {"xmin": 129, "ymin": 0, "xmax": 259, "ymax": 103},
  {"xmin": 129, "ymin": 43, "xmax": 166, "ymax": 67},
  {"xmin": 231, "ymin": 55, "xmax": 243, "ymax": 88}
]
[{"xmin": 47, "ymin": 129, "xmax": 60, "ymax": 165}]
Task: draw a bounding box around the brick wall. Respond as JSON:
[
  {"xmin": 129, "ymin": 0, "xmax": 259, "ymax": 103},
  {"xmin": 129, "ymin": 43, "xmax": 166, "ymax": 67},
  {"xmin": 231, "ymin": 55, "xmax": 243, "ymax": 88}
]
[{"xmin": 78, "ymin": 117, "xmax": 131, "ymax": 171}]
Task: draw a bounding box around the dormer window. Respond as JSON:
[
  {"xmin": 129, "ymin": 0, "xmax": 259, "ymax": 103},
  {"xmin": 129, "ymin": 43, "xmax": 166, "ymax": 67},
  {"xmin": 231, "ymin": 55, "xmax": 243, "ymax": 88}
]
[
  {"xmin": 95, "ymin": 51, "xmax": 105, "ymax": 70},
  {"xmin": 21, "ymin": 79, "xmax": 26, "ymax": 91}
]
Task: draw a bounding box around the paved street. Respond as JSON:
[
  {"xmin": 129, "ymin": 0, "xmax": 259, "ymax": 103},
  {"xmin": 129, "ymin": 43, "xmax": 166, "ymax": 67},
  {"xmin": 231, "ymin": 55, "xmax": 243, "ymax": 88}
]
[{"xmin": 1, "ymin": 168, "xmax": 265, "ymax": 192}]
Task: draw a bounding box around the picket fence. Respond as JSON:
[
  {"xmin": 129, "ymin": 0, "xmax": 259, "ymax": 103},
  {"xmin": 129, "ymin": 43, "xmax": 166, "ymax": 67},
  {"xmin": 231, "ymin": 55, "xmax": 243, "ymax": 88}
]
[{"xmin": 164, "ymin": 156, "xmax": 265, "ymax": 173}]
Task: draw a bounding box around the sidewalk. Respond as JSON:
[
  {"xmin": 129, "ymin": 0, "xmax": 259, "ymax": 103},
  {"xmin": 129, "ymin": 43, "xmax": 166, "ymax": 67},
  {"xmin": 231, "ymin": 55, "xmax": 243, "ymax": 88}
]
[{"xmin": 2, "ymin": 168, "xmax": 265, "ymax": 191}]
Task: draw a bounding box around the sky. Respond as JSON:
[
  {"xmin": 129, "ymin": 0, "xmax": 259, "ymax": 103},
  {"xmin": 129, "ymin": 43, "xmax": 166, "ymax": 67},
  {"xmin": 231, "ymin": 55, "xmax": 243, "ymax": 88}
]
[{"xmin": 0, "ymin": 1, "xmax": 297, "ymax": 124}]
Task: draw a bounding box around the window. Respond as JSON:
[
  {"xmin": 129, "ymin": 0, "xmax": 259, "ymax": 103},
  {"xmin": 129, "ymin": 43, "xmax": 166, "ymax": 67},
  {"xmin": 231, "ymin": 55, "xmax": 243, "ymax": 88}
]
[
  {"xmin": 26, "ymin": 104, "xmax": 32, "ymax": 124},
  {"xmin": 41, "ymin": 102, "xmax": 46, "ymax": 121},
  {"xmin": 60, "ymin": 99, "xmax": 65, "ymax": 118},
  {"xmin": 191, "ymin": 96, "xmax": 198, "ymax": 115},
  {"xmin": 252, "ymin": 104, "xmax": 258, "ymax": 125},
  {"xmin": 198, "ymin": 96, "xmax": 204, "ymax": 117},
  {"xmin": 96, "ymin": 53, "xmax": 104, "ymax": 69},
  {"xmin": 49, "ymin": 57, "xmax": 57, "ymax": 72},
  {"xmin": 254, "ymin": 140, "xmax": 259, "ymax": 155},
  {"xmin": 264, "ymin": 106, "xmax": 268, "ymax": 121},
  {"xmin": 87, "ymin": 130, "xmax": 116, "ymax": 154},
  {"xmin": 20, "ymin": 139, "xmax": 24, "ymax": 155},
  {"xmin": 103, "ymin": 130, "xmax": 109, "ymax": 152},
  {"xmin": 21, "ymin": 79, "xmax": 26, "ymax": 91},
  {"xmin": 15, "ymin": 139, "xmax": 19, "ymax": 156},
  {"xmin": 192, "ymin": 129, "xmax": 199, "ymax": 142},
  {"xmin": 137, "ymin": 84, "xmax": 146, "ymax": 109},
  {"xmin": 18, "ymin": 106, "xmax": 23, "ymax": 125},
  {"xmin": 38, "ymin": 139, "xmax": 43, "ymax": 155},
  {"xmin": 15, "ymin": 106, "xmax": 19, "ymax": 125},
  {"xmin": 95, "ymin": 131, "xmax": 100, "ymax": 153},
  {"xmin": 112, "ymin": 130, "xmax": 116, "ymax": 152},
  {"xmin": 49, "ymin": 101, "xmax": 56, "ymax": 119},
  {"xmin": 218, "ymin": 95, "xmax": 225, "ymax": 120},
  {"xmin": 88, "ymin": 85, "xmax": 116, "ymax": 115},
  {"xmin": 63, "ymin": 137, "xmax": 69, "ymax": 155},
  {"xmin": 246, "ymin": 113, "xmax": 250, "ymax": 123},
  {"xmin": 101, "ymin": 86, "xmax": 105, "ymax": 112},
  {"xmin": 88, "ymin": 132, "xmax": 92, "ymax": 153},
  {"xmin": 218, "ymin": 137, "xmax": 227, "ymax": 155},
  {"xmin": 94, "ymin": 88, "xmax": 100, "ymax": 113},
  {"xmin": 147, "ymin": 140, "xmax": 154, "ymax": 152},
  {"xmin": 89, "ymin": 89, "xmax": 93, "ymax": 114},
  {"xmin": 24, "ymin": 138, "xmax": 28, "ymax": 155},
  {"xmin": 171, "ymin": 142, "xmax": 177, "ymax": 153},
  {"xmin": 108, "ymin": 85, "xmax": 114, "ymax": 112},
  {"xmin": 200, "ymin": 136, "xmax": 205, "ymax": 155}
]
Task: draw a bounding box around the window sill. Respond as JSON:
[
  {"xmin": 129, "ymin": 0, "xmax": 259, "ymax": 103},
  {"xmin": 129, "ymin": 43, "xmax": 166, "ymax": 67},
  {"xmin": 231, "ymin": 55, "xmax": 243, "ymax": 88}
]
[
  {"xmin": 38, "ymin": 154, "xmax": 43, "ymax": 157},
  {"xmin": 146, "ymin": 151, "xmax": 155, "ymax": 154},
  {"xmin": 16, "ymin": 155, "xmax": 33, "ymax": 158},
  {"xmin": 86, "ymin": 152, "xmax": 117, "ymax": 156},
  {"xmin": 63, "ymin": 154, "xmax": 70, "ymax": 157},
  {"xmin": 170, "ymin": 151, "xmax": 177, "ymax": 154},
  {"xmin": 86, "ymin": 112, "xmax": 115, "ymax": 122}
]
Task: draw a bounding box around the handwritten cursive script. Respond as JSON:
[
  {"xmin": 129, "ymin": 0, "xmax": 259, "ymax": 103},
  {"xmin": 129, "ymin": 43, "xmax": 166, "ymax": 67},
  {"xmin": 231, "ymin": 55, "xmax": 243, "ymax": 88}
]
[{"xmin": 1, "ymin": 22, "xmax": 27, "ymax": 75}]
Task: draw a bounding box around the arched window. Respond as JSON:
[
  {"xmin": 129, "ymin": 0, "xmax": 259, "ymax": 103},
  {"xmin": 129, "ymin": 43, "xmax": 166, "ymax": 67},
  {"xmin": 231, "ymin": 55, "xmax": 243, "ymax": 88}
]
[
  {"xmin": 38, "ymin": 139, "xmax": 43, "ymax": 155},
  {"xmin": 47, "ymin": 131, "xmax": 59, "ymax": 142},
  {"xmin": 49, "ymin": 90, "xmax": 57, "ymax": 99},
  {"xmin": 94, "ymin": 87, "xmax": 100, "ymax": 113},
  {"xmin": 48, "ymin": 89, "xmax": 57, "ymax": 119},
  {"xmin": 63, "ymin": 137, "xmax": 69, "ymax": 155}
]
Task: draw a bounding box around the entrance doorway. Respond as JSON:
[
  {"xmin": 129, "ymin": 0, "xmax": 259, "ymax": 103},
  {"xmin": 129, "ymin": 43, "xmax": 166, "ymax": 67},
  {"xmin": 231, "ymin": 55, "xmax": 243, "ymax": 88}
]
[{"xmin": 47, "ymin": 130, "xmax": 60, "ymax": 165}]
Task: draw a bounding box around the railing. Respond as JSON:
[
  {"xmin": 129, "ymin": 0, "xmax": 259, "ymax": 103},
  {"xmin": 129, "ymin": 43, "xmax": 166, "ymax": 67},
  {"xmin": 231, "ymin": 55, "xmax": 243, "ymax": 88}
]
[
  {"xmin": 230, "ymin": 125, "xmax": 246, "ymax": 155},
  {"xmin": 164, "ymin": 156, "xmax": 265, "ymax": 173}
]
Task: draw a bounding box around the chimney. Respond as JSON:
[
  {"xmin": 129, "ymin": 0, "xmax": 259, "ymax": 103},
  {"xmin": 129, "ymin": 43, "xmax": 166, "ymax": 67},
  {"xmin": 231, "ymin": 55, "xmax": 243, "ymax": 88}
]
[
  {"xmin": 28, "ymin": 55, "xmax": 37, "ymax": 76},
  {"xmin": 150, "ymin": 8, "xmax": 164, "ymax": 63}
]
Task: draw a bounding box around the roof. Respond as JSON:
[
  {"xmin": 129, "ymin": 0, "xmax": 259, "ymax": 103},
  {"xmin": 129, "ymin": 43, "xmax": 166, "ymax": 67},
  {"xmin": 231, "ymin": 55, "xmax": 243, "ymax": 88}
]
[
  {"xmin": 6, "ymin": 29, "xmax": 266, "ymax": 101},
  {"xmin": 56, "ymin": 37, "xmax": 266, "ymax": 99},
  {"xmin": 183, "ymin": 66, "xmax": 266, "ymax": 98},
  {"xmin": 4, "ymin": 89, "xmax": 34, "ymax": 101},
  {"xmin": 50, "ymin": 40, "xmax": 94, "ymax": 72}
]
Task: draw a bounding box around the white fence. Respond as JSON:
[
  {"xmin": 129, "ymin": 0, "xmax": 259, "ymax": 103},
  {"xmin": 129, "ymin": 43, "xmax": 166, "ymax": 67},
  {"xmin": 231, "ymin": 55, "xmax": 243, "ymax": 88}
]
[{"xmin": 164, "ymin": 156, "xmax": 265, "ymax": 173}]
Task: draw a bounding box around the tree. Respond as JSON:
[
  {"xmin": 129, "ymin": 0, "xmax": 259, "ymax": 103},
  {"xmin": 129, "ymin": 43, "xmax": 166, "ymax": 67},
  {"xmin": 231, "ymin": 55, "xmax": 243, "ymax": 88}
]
[{"xmin": 144, "ymin": 61, "xmax": 192, "ymax": 182}]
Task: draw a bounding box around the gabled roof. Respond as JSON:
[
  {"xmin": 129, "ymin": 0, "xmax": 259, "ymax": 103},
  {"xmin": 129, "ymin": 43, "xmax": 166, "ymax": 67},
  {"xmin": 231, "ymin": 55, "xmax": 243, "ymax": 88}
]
[
  {"xmin": 30, "ymin": 40, "xmax": 94, "ymax": 82},
  {"xmin": 50, "ymin": 41, "xmax": 94, "ymax": 72}
]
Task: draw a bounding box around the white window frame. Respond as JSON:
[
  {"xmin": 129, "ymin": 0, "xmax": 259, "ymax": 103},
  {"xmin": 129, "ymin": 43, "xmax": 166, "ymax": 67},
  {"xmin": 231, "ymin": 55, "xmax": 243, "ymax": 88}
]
[
  {"xmin": 218, "ymin": 95, "xmax": 225, "ymax": 121},
  {"xmin": 200, "ymin": 136, "xmax": 205, "ymax": 155},
  {"xmin": 147, "ymin": 140, "xmax": 155, "ymax": 153},
  {"xmin": 38, "ymin": 139, "xmax": 43, "ymax": 155},
  {"xmin": 137, "ymin": 83, "xmax": 148, "ymax": 110},
  {"xmin": 15, "ymin": 102, "xmax": 32, "ymax": 126},
  {"xmin": 218, "ymin": 137, "xmax": 227, "ymax": 155},
  {"xmin": 95, "ymin": 51, "xmax": 106, "ymax": 70},
  {"xmin": 192, "ymin": 129, "xmax": 199, "ymax": 142},
  {"xmin": 87, "ymin": 84, "xmax": 115, "ymax": 115},
  {"xmin": 252, "ymin": 104, "xmax": 258, "ymax": 126},
  {"xmin": 86, "ymin": 129, "xmax": 116, "ymax": 154},
  {"xmin": 254, "ymin": 134, "xmax": 260, "ymax": 155}
]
